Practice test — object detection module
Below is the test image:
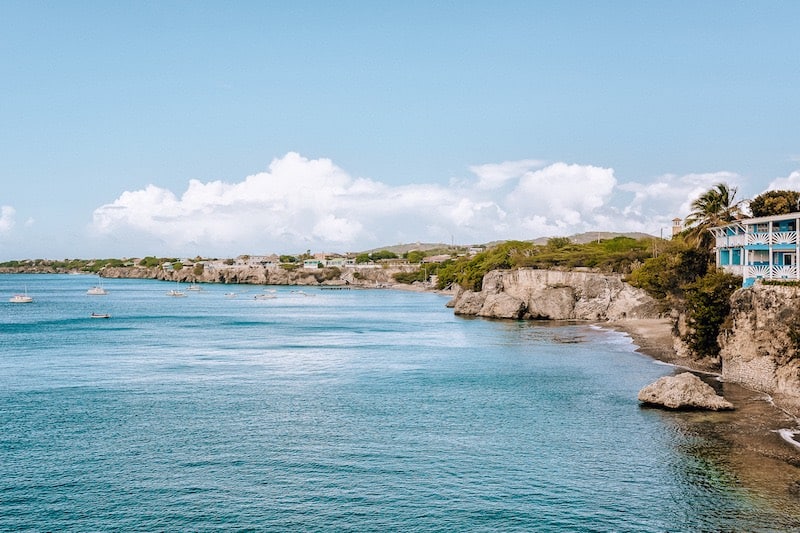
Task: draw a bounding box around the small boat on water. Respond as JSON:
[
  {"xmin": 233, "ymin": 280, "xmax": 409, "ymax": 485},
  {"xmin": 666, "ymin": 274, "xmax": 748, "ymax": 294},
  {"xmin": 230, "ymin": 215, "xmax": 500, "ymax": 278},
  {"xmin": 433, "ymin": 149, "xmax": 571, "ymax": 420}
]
[
  {"xmin": 9, "ymin": 293, "xmax": 33, "ymax": 303},
  {"xmin": 90, "ymin": 313, "xmax": 111, "ymax": 319},
  {"xmin": 87, "ymin": 286, "xmax": 108, "ymax": 295},
  {"xmin": 254, "ymin": 293, "xmax": 277, "ymax": 300},
  {"xmin": 187, "ymin": 284, "xmax": 203, "ymax": 291},
  {"xmin": 166, "ymin": 280, "xmax": 187, "ymax": 297}
]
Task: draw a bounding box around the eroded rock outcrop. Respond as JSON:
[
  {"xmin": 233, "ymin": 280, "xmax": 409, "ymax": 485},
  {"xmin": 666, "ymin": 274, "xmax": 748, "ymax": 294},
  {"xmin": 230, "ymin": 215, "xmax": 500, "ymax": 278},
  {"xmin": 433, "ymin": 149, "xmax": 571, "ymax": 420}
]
[
  {"xmin": 100, "ymin": 264, "xmax": 411, "ymax": 287},
  {"xmin": 638, "ymin": 372, "xmax": 734, "ymax": 410},
  {"xmin": 453, "ymin": 269, "xmax": 659, "ymax": 321},
  {"xmin": 719, "ymin": 284, "xmax": 800, "ymax": 397}
]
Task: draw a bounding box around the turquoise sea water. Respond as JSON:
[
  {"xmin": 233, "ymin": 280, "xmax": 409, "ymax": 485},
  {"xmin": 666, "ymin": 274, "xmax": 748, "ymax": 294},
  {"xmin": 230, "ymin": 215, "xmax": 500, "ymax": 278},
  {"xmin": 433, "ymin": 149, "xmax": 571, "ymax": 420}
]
[{"xmin": 1, "ymin": 274, "xmax": 799, "ymax": 532}]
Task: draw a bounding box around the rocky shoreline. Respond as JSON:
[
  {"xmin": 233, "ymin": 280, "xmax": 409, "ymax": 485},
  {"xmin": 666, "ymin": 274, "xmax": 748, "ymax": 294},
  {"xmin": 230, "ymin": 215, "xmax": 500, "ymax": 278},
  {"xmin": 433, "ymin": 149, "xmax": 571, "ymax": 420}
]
[
  {"xmin": 443, "ymin": 266, "xmax": 800, "ymax": 485},
  {"xmin": 601, "ymin": 317, "xmax": 800, "ymax": 498}
]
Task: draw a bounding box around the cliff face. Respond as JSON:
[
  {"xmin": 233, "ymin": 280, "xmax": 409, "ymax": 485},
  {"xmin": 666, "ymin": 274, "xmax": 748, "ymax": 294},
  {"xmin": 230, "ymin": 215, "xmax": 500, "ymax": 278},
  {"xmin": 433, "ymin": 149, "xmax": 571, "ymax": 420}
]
[
  {"xmin": 452, "ymin": 269, "xmax": 660, "ymax": 321},
  {"xmin": 719, "ymin": 285, "xmax": 800, "ymax": 397},
  {"xmin": 100, "ymin": 264, "xmax": 411, "ymax": 287},
  {"xmin": 453, "ymin": 270, "xmax": 800, "ymax": 403}
]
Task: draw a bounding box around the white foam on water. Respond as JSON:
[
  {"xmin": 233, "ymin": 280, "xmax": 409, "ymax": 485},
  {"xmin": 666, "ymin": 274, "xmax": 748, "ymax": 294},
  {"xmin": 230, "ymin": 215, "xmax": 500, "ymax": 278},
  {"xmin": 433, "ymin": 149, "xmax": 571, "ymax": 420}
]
[{"xmin": 777, "ymin": 429, "xmax": 800, "ymax": 450}]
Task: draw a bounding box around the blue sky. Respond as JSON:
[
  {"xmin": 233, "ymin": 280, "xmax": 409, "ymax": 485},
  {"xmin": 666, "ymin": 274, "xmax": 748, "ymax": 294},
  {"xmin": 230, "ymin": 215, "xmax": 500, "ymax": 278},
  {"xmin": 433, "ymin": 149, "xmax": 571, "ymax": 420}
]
[{"xmin": 2, "ymin": 1, "xmax": 800, "ymax": 260}]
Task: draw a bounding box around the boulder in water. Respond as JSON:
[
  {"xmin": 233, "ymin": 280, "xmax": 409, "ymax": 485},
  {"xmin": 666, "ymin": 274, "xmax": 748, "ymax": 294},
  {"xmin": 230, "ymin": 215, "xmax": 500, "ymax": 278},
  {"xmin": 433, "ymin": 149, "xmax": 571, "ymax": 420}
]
[{"xmin": 638, "ymin": 372, "xmax": 734, "ymax": 410}]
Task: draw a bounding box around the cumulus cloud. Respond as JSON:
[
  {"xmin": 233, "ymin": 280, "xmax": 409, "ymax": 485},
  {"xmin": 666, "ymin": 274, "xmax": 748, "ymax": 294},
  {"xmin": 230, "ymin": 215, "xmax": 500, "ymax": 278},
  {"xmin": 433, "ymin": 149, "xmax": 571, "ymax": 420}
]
[
  {"xmin": 469, "ymin": 159, "xmax": 544, "ymax": 190},
  {"xmin": 618, "ymin": 171, "xmax": 740, "ymax": 221},
  {"xmin": 767, "ymin": 171, "xmax": 800, "ymax": 191},
  {"xmin": 506, "ymin": 162, "xmax": 617, "ymax": 233},
  {"xmin": 0, "ymin": 205, "xmax": 16, "ymax": 233},
  {"xmin": 91, "ymin": 152, "xmax": 752, "ymax": 255}
]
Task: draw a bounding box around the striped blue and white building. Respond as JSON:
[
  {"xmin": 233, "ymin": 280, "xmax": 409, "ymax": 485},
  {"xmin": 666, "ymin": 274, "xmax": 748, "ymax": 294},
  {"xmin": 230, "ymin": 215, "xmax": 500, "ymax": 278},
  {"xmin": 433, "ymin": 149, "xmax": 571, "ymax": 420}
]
[{"xmin": 711, "ymin": 212, "xmax": 800, "ymax": 287}]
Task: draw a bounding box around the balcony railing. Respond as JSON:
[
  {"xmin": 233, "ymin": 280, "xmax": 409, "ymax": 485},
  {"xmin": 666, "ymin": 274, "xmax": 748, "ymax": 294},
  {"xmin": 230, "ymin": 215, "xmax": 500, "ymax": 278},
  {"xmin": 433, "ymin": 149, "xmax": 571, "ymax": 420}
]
[
  {"xmin": 771, "ymin": 231, "xmax": 798, "ymax": 244},
  {"xmin": 725, "ymin": 232, "xmax": 800, "ymax": 246},
  {"xmin": 747, "ymin": 233, "xmax": 771, "ymax": 245},
  {"xmin": 730, "ymin": 264, "xmax": 800, "ymax": 280},
  {"xmin": 715, "ymin": 234, "xmax": 747, "ymax": 248}
]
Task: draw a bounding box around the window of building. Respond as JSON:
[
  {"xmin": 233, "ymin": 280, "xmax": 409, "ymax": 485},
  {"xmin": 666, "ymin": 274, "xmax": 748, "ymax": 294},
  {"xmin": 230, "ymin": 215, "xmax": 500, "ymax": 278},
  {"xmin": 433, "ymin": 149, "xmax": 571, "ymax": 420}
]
[{"xmin": 751, "ymin": 250, "xmax": 769, "ymax": 264}]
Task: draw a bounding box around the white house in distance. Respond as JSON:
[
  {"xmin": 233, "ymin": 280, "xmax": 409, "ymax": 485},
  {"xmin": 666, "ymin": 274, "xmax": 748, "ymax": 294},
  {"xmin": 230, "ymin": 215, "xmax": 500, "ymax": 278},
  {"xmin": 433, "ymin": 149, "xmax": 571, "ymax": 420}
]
[{"xmin": 711, "ymin": 211, "xmax": 800, "ymax": 287}]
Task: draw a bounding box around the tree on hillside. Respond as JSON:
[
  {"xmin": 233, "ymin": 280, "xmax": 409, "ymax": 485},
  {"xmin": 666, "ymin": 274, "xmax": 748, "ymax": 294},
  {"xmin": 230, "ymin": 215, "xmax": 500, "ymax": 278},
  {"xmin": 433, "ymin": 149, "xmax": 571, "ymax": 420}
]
[
  {"xmin": 684, "ymin": 183, "xmax": 744, "ymax": 250},
  {"xmin": 748, "ymin": 190, "xmax": 800, "ymax": 217}
]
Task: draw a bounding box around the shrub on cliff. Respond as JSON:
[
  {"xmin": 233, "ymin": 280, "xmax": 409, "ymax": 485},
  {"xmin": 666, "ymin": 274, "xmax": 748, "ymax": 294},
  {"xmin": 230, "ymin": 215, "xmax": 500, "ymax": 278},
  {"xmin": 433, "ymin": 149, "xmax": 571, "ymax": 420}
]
[
  {"xmin": 393, "ymin": 269, "xmax": 427, "ymax": 284},
  {"xmin": 434, "ymin": 237, "xmax": 656, "ymax": 291},
  {"xmin": 682, "ymin": 270, "xmax": 741, "ymax": 358},
  {"xmin": 627, "ymin": 241, "xmax": 709, "ymax": 303},
  {"xmin": 435, "ymin": 241, "xmax": 535, "ymax": 290},
  {"xmin": 356, "ymin": 250, "xmax": 398, "ymax": 263}
]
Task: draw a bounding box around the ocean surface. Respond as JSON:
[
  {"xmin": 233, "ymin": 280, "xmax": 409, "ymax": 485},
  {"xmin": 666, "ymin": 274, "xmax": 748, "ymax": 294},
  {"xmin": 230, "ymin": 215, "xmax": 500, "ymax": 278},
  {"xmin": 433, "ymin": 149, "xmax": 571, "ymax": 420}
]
[{"xmin": 2, "ymin": 274, "xmax": 800, "ymax": 532}]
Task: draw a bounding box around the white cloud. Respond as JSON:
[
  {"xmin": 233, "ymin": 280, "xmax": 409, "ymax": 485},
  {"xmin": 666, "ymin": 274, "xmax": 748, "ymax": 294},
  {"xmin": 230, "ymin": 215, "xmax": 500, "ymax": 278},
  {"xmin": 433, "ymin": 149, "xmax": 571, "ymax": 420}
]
[
  {"xmin": 469, "ymin": 159, "xmax": 545, "ymax": 190},
  {"xmin": 505, "ymin": 162, "xmax": 617, "ymax": 232},
  {"xmin": 312, "ymin": 215, "xmax": 362, "ymax": 243},
  {"xmin": 0, "ymin": 206, "xmax": 16, "ymax": 233},
  {"xmin": 90, "ymin": 152, "xmax": 748, "ymax": 255},
  {"xmin": 618, "ymin": 171, "xmax": 741, "ymax": 225},
  {"xmin": 766, "ymin": 170, "xmax": 800, "ymax": 191}
]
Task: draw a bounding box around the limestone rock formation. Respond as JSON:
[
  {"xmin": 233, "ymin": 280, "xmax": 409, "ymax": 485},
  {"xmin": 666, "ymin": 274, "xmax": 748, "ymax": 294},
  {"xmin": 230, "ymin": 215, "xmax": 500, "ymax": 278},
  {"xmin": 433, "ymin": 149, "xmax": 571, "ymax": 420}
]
[
  {"xmin": 718, "ymin": 284, "xmax": 800, "ymax": 397},
  {"xmin": 101, "ymin": 264, "xmax": 411, "ymax": 288},
  {"xmin": 478, "ymin": 293, "xmax": 527, "ymax": 319},
  {"xmin": 452, "ymin": 269, "xmax": 659, "ymax": 321},
  {"xmin": 638, "ymin": 372, "xmax": 734, "ymax": 410}
]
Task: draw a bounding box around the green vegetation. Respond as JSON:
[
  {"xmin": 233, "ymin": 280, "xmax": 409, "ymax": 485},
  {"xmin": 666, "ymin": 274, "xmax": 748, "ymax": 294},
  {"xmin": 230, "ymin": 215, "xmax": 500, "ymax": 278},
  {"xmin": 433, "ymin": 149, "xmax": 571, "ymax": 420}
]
[
  {"xmin": 622, "ymin": 181, "xmax": 745, "ymax": 359},
  {"xmin": 139, "ymin": 256, "xmax": 179, "ymax": 268},
  {"xmin": 681, "ymin": 270, "xmax": 741, "ymax": 359},
  {"xmin": 682, "ymin": 183, "xmax": 744, "ymax": 250},
  {"xmin": 313, "ymin": 267, "xmax": 341, "ymax": 282},
  {"xmin": 356, "ymin": 250, "xmax": 398, "ymax": 263},
  {"xmin": 0, "ymin": 257, "xmax": 129, "ymax": 272},
  {"xmin": 404, "ymin": 250, "xmax": 426, "ymax": 263},
  {"xmin": 430, "ymin": 237, "xmax": 656, "ymax": 291},
  {"xmin": 628, "ymin": 251, "xmax": 744, "ymax": 360},
  {"xmin": 628, "ymin": 236, "xmax": 742, "ymax": 358},
  {"xmin": 748, "ymin": 190, "xmax": 800, "ymax": 218},
  {"xmin": 389, "ymin": 237, "xmax": 659, "ymax": 291},
  {"xmin": 392, "ymin": 269, "xmax": 429, "ymax": 284},
  {"xmin": 762, "ymin": 279, "xmax": 800, "ymax": 287},
  {"xmin": 626, "ymin": 241, "xmax": 710, "ymax": 303}
]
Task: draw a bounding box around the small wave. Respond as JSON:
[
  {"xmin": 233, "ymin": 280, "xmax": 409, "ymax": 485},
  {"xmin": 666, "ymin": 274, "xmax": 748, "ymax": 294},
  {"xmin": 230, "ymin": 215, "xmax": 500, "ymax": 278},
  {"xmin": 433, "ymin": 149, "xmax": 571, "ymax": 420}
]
[
  {"xmin": 652, "ymin": 360, "xmax": 676, "ymax": 367},
  {"xmin": 777, "ymin": 429, "xmax": 800, "ymax": 450}
]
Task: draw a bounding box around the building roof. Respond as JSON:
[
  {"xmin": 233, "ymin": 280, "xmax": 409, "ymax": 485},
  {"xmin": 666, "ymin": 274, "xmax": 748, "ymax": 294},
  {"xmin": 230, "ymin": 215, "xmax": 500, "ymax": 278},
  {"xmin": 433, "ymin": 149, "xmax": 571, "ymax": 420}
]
[{"xmin": 710, "ymin": 210, "xmax": 800, "ymax": 231}]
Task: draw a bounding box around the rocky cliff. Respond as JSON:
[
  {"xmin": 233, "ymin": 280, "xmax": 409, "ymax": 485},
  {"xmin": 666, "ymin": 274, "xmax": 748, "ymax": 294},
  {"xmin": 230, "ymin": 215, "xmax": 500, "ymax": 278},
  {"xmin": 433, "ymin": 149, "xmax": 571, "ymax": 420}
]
[
  {"xmin": 100, "ymin": 264, "xmax": 413, "ymax": 287},
  {"xmin": 719, "ymin": 284, "xmax": 800, "ymax": 401},
  {"xmin": 451, "ymin": 269, "xmax": 660, "ymax": 321}
]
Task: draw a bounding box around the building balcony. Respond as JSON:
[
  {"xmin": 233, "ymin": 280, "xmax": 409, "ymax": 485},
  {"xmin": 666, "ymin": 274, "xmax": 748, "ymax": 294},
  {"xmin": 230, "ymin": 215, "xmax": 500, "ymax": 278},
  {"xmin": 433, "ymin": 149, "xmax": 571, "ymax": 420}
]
[
  {"xmin": 771, "ymin": 231, "xmax": 798, "ymax": 244},
  {"xmin": 715, "ymin": 234, "xmax": 747, "ymax": 248},
  {"xmin": 723, "ymin": 264, "xmax": 799, "ymax": 281}
]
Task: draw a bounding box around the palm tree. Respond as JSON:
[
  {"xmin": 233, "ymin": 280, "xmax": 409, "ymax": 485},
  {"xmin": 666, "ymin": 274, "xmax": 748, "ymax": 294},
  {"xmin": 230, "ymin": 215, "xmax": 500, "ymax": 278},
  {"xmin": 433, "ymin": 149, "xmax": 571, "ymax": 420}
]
[{"xmin": 684, "ymin": 183, "xmax": 744, "ymax": 250}]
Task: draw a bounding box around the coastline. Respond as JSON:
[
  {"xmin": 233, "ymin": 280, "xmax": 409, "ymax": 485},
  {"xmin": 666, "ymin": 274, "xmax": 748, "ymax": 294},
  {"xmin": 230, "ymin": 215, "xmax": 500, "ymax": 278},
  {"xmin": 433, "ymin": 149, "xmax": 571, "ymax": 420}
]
[
  {"xmin": 5, "ymin": 271, "xmax": 800, "ymax": 504},
  {"xmin": 605, "ymin": 318, "xmax": 679, "ymax": 365},
  {"xmin": 606, "ymin": 317, "xmax": 800, "ymax": 483}
]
